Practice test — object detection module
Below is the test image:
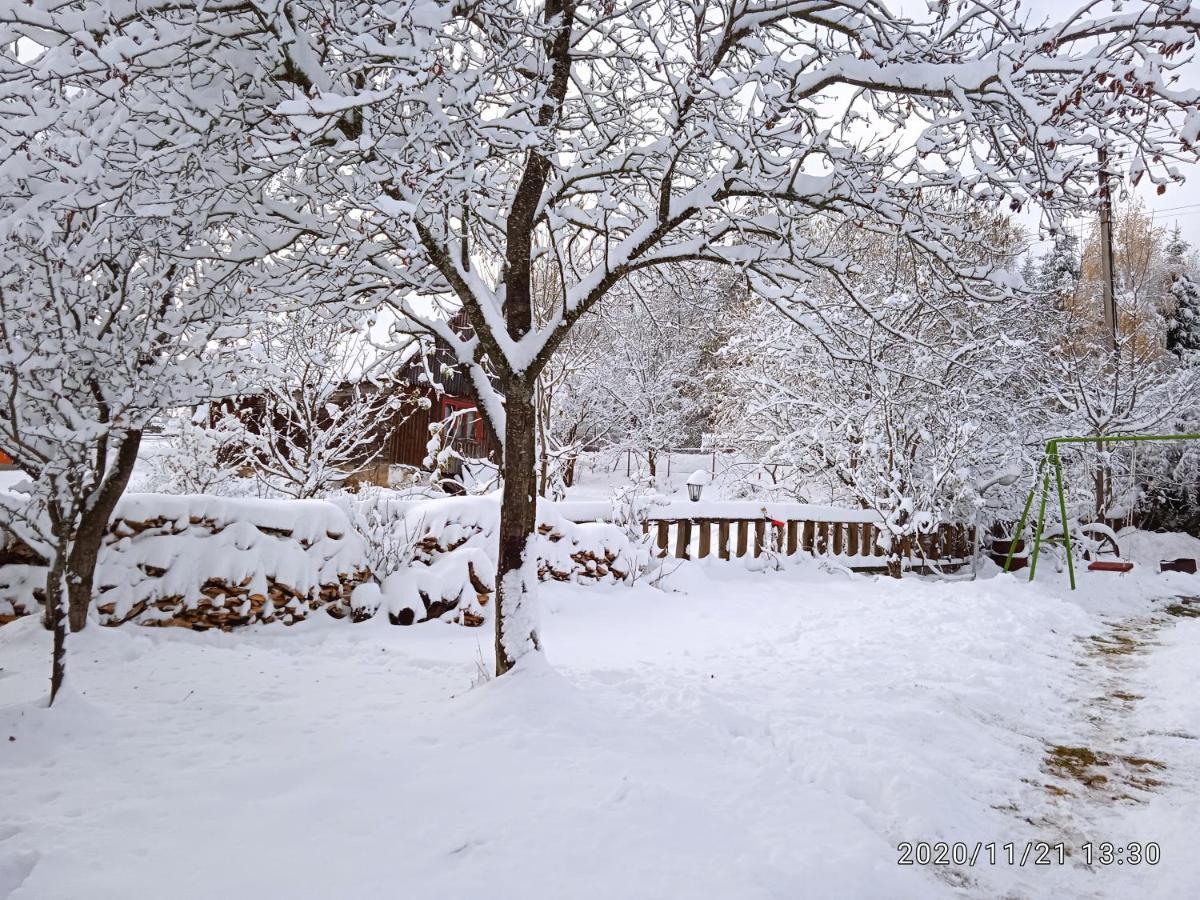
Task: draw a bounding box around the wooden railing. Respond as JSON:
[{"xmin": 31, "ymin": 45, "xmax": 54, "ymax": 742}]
[{"xmin": 644, "ymin": 516, "xmax": 975, "ymax": 570}]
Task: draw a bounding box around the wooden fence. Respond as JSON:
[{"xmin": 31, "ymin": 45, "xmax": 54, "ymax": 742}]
[{"xmin": 644, "ymin": 516, "xmax": 975, "ymax": 571}]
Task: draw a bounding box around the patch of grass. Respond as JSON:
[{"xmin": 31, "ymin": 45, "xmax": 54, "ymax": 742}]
[
  {"xmin": 1042, "ymin": 744, "xmax": 1166, "ymax": 798},
  {"xmin": 1108, "ymin": 690, "xmax": 1143, "ymax": 702},
  {"xmin": 1045, "ymin": 745, "xmax": 1105, "ymax": 781},
  {"xmin": 1165, "ymin": 602, "xmax": 1200, "ymax": 619},
  {"xmin": 1121, "ymin": 755, "xmax": 1166, "ymax": 771},
  {"xmin": 1088, "ymin": 633, "xmax": 1141, "ymax": 656}
]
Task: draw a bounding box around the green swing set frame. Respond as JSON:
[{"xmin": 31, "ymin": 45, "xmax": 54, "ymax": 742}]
[{"xmin": 1002, "ymin": 433, "xmax": 1200, "ymax": 589}]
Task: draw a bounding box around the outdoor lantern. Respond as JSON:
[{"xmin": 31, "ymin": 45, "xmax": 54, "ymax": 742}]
[{"xmin": 686, "ymin": 469, "xmax": 709, "ymax": 502}]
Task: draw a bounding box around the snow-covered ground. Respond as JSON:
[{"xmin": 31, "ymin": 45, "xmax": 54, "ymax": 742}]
[{"xmin": 2, "ymin": 564, "xmax": 1199, "ymax": 899}]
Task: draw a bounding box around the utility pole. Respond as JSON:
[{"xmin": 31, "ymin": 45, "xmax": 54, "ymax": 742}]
[{"xmin": 1097, "ymin": 146, "xmax": 1118, "ymax": 351}]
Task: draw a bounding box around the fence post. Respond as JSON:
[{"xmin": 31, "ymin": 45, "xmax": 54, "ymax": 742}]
[
  {"xmin": 698, "ymin": 519, "xmax": 711, "ymax": 559},
  {"xmin": 676, "ymin": 519, "xmax": 691, "ymax": 560},
  {"xmin": 718, "ymin": 520, "xmax": 730, "ymax": 560},
  {"xmin": 754, "ymin": 520, "xmax": 766, "ymax": 557},
  {"xmin": 656, "ymin": 520, "xmax": 669, "ymax": 558},
  {"xmin": 736, "ymin": 520, "xmax": 749, "ymax": 557},
  {"xmin": 786, "ymin": 521, "xmax": 799, "ymax": 556}
]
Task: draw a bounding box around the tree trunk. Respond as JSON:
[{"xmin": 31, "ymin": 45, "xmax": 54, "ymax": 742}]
[
  {"xmin": 647, "ymin": 448, "xmax": 657, "ymax": 478},
  {"xmin": 66, "ymin": 512, "xmax": 105, "ymax": 632},
  {"xmin": 537, "ymin": 430, "xmax": 549, "ymax": 498},
  {"xmin": 66, "ymin": 430, "xmax": 143, "ymax": 631},
  {"xmin": 1093, "ymin": 446, "xmax": 1108, "ymax": 521},
  {"xmin": 495, "ymin": 382, "xmax": 541, "ymax": 675},
  {"xmin": 46, "ymin": 552, "xmax": 68, "ymax": 706}
]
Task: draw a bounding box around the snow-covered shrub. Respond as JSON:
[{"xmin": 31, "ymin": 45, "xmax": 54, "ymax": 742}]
[
  {"xmin": 343, "ymin": 487, "xmax": 428, "ymax": 581},
  {"xmin": 140, "ymin": 412, "xmax": 252, "ymax": 496},
  {"xmin": 608, "ymin": 482, "xmax": 669, "ymax": 584}
]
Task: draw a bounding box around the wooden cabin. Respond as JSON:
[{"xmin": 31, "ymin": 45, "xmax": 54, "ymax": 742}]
[{"xmin": 381, "ymin": 353, "xmax": 499, "ymax": 471}]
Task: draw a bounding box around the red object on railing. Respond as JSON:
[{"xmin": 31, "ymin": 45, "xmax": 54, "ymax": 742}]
[
  {"xmin": 1087, "ymin": 560, "xmax": 1134, "ymax": 573},
  {"xmin": 768, "ymin": 518, "xmax": 786, "ymax": 528}
]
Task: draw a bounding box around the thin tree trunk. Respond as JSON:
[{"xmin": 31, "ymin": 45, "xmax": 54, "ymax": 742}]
[
  {"xmin": 46, "ymin": 552, "xmax": 68, "ymax": 706},
  {"xmin": 495, "ymin": 382, "xmax": 541, "ymax": 675},
  {"xmin": 66, "ymin": 430, "xmax": 143, "ymax": 631},
  {"xmin": 1094, "ymin": 444, "xmax": 1108, "ymax": 521},
  {"xmin": 537, "ymin": 405, "xmax": 549, "ymax": 498},
  {"xmin": 647, "ymin": 448, "xmax": 657, "ymax": 478}
]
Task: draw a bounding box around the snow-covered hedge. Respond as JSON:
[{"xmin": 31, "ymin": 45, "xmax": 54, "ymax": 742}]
[{"xmin": 0, "ymin": 491, "xmax": 643, "ymax": 630}]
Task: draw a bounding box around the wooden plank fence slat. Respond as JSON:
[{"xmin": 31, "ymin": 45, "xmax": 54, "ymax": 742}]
[
  {"xmin": 832, "ymin": 522, "xmax": 844, "ymax": 556},
  {"xmin": 816, "ymin": 522, "xmax": 829, "ymax": 555},
  {"xmin": 786, "ymin": 521, "xmax": 798, "ymax": 556},
  {"xmin": 656, "ymin": 521, "xmax": 669, "ymax": 558},
  {"xmin": 698, "ymin": 519, "xmax": 711, "ymax": 559},
  {"xmin": 736, "ymin": 520, "xmax": 749, "ymax": 558},
  {"xmin": 753, "ymin": 520, "xmax": 766, "ymax": 557},
  {"xmin": 718, "ymin": 520, "xmax": 730, "ymax": 560}
]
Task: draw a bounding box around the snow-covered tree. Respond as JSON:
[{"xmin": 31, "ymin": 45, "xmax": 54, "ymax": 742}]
[
  {"xmin": 1035, "ymin": 231, "xmax": 1082, "ymax": 310},
  {"xmin": 711, "ymin": 213, "xmax": 1031, "ymax": 575},
  {"xmin": 0, "ymin": 86, "xmax": 260, "ymax": 702},
  {"xmin": 5, "ymin": 0, "xmax": 1199, "ymax": 675},
  {"xmin": 144, "ymin": 410, "xmax": 251, "ymax": 497},
  {"xmin": 589, "ymin": 269, "xmax": 729, "ymax": 478},
  {"xmin": 1023, "ymin": 206, "xmax": 1200, "ymax": 520},
  {"xmin": 1166, "ymin": 227, "xmax": 1200, "ymax": 356},
  {"xmin": 232, "ymin": 312, "xmax": 420, "ymax": 499}
]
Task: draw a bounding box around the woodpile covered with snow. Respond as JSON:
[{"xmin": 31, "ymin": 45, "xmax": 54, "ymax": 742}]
[
  {"xmin": 0, "ymin": 492, "xmax": 643, "ymax": 630},
  {"xmin": 340, "ymin": 493, "xmax": 642, "ymax": 628},
  {"xmin": 1, "ymin": 494, "xmax": 372, "ymax": 629}
]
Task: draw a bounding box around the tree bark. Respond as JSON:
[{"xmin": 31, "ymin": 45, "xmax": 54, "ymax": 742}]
[
  {"xmin": 66, "ymin": 430, "xmax": 143, "ymax": 631},
  {"xmin": 494, "ymin": 381, "xmax": 541, "ymax": 675}
]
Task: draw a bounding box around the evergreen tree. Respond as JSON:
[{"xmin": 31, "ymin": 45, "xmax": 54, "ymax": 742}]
[
  {"xmin": 1165, "ymin": 226, "xmax": 1200, "ymax": 356},
  {"xmin": 1037, "ymin": 230, "xmax": 1081, "ymax": 309}
]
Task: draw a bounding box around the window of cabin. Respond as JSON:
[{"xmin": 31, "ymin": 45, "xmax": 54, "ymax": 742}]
[{"xmin": 440, "ymin": 396, "xmax": 483, "ymax": 444}]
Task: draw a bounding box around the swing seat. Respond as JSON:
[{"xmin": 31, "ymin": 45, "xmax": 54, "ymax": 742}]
[{"xmin": 1087, "ymin": 560, "xmax": 1134, "ymax": 573}]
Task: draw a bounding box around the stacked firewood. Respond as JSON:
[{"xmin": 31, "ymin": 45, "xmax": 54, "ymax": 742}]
[
  {"xmin": 0, "ymin": 496, "xmax": 637, "ymax": 632},
  {"xmin": 94, "ymin": 569, "xmax": 372, "ymax": 630},
  {"xmin": 537, "ymin": 524, "xmax": 629, "ymax": 582}
]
